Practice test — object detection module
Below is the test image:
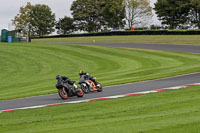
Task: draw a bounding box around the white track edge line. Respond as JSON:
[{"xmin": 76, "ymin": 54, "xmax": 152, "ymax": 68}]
[{"xmin": 0, "ymin": 82, "xmax": 200, "ymax": 113}]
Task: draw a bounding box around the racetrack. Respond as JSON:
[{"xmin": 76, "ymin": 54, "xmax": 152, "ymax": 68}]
[
  {"xmin": 0, "ymin": 43, "xmax": 200, "ymax": 111},
  {"xmin": 49, "ymin": 42, "xmax": 200, "ymax": 54}
]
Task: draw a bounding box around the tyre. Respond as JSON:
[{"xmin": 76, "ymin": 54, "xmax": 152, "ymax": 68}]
[
  {"xmin": 76, "ymin": 87, "xmax": 84, "ymax": 97},
  {"xmin": 58, "ymin": 87, "xmax": 69, "ymax": 99},
  {"xmin": 81, "ymin": 84, "xmax": 89, "ymax": 93},
  {"xmin": 97, "ymin": 84, "xmax": 103, "ymax": 92}
]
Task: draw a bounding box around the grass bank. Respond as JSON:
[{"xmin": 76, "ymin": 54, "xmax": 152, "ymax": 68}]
[
  {"xmin": 0, "ymin": 43, "xmax": 200, "ymax": 100},
  {"xmin": 0, "ymin": 85, "xmax": 199, "ymax": 133},
  {"xmin": 32, "ymin": 35, "xmax": 200, "ymax": 45}
]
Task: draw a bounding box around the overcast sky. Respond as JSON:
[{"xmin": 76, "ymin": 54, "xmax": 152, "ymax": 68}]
[{"xmin": 0, "ymin": 0, "xmax": 160, "ymax": 34}]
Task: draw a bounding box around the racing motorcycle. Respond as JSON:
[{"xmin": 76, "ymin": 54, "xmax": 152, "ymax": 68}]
[
  {"xmin": 78, "ymin": 74, "xmax": 103, "ymax": 93},
  {"xmin": 56, "ymin": 75, "xmax": 84, "ymax": 99}
]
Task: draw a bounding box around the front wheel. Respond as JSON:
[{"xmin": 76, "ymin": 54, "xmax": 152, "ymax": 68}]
[
  {"xmin": 97, "ymin": 83, "xmax": 103, "ymax": 92},
  {"xmin": 76, "ymin": 87, "xmax": 84, "ymax": 97},
  {"xmin": 81, "ymin": 84, "xmax": 89, "ymax": 93},
  {"xmin": 58, "ymin": 87, "xmax": 69, "ymax": 99}
]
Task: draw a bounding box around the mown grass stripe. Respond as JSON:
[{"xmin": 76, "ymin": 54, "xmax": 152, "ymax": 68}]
[{"xmin": 0, "ymin": 43, "xmax": 200, "ymax": 100}]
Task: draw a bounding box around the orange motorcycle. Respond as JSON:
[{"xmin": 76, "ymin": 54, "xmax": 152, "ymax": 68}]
[{"xmin": 78, "ymin": 74, "xmax": 103, "ymax": 93}]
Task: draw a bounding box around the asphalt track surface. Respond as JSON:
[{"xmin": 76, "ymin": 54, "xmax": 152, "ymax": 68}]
[{"xmin": 0, "ymin": 43, "xmax": 200, "ymax": 111}]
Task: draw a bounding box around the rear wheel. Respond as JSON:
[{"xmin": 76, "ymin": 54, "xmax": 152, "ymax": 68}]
[
  {"xmin": 81, "ymin": 84, "xmax": 89, "ymax": 93},
  {"xmin": 58, "ymin": 87, "xmax": 69, "ymax": 99},
  {"xmin": 76, "ymin": 87, "xmax": 84, "ymax": 97}
]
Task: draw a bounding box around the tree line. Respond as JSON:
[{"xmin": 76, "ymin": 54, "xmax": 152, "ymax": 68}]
[
  {"xmin": 12, "ymin": 0, "xmax": 200, "ymax": 37},
  {"xmin": 154, "ymin": 0, "xmax": 200, "ymax": 29}
]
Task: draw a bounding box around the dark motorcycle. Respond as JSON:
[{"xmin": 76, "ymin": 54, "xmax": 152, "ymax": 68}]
[
  {"xmin": 56, "ymin": 75, "xmax": 84, "ymax": 99},
  {"xmin": 78, "ymin": 74, "xmax": 103, "ymax": 93}
]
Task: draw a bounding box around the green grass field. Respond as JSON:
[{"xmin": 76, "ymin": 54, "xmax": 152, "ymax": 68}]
[
  {"xmin": 0, "ymin": 85, "xmax": 199, "ymax": 133},
  {"xmin": 0, "ymin": 42, "xmax": 200, "ymax": 100},
  {"xmin": 1, "ymin": 36, "xmax": 200, "ymax": 133},
  {"xmin": 32, "ymin": 35, "xmax": 200, "ymax": 45}
]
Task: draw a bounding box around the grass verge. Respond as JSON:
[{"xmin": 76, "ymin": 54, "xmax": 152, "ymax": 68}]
[
  {"xmin": 0, "ymin": 85, "xmax": 199, "ymax": 133},
  {"xmin": 0, "ymin": 43, "xmax": 200, "ymax": 100},
  {"xmin": 32, "ymin": 35, "xmax": 200, "ymax": 45}
]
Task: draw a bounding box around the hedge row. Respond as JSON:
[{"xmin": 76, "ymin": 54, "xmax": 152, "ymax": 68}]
[{"xmin": 32, "ymin": 30, "xmax": 200, "ymax": 39}]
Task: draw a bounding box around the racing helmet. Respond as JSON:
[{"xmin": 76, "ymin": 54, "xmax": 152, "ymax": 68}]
[{"xmin": 79, "ymin": 70, "xmax": 84, "ymax": 75}]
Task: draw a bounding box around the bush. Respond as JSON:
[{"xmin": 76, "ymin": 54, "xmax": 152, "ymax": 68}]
[{"xmin": 32, "ymin": 30, "xmax": 200, "ymax": 39}]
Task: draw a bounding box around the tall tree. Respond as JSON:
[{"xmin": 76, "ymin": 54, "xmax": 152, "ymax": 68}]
[
  {"xmin": 56, "ymin": 16, "xmax": 75, "ymax": 34},
  {"xmin": 30, "ymin": 4, "xmax": 56, "ymax": 36},
  {"xmin": 71, "ymin": 0, "xmax": 104, "ymax": 32},
  {"xmin": 12, "ymin": 3, "xmax": 56, "ymax": 37},
  {"xmin": 125, "ymin": 0, "xmax": 152, "ymax": 29},
  {"xmin": 190, "ymin": 0, "xmax": 200, "ymax": 29},
  {"xmin": 12, "ymin": 2, "xmax": 33, "ymax": 40},
  {"xmin": 154, "ymin": 0, "xmax": 190, "ymax": 29},
  {"xmin": 102, "ymin": 0, "xmax": 126, "ymax": 28},
  {"xmin": 71, "ymin": 0, "xmax": 125, "ymax": 31}
]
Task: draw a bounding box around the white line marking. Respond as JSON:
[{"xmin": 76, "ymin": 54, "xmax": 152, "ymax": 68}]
[{"xmin": 0, "ymin": 83, "xmax": 200, "ymax": 113}]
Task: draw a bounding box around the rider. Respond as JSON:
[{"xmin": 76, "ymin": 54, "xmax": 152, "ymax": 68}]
[
  {"xmin": 79, "ymin": 70, "xmax": 97, "ymax": 84},
  {"xmin": 61, "ymin": 75, "xmax": 74, "ymax": 85}
]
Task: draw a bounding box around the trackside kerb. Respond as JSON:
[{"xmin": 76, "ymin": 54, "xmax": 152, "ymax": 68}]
[{"xmin": 1, "ymin": 83, "xmax": 200, "ymax": 114}]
